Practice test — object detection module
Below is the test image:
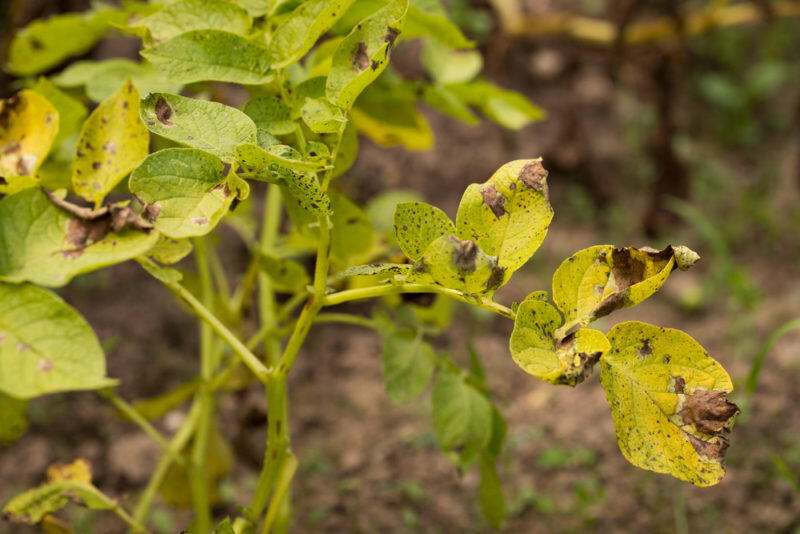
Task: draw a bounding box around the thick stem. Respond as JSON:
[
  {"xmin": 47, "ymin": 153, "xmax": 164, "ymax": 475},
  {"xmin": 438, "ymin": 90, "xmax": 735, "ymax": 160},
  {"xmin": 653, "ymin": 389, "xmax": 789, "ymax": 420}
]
[{"xmin": 260, "ymin": 453, "xmax": 298, "ymax": 534}]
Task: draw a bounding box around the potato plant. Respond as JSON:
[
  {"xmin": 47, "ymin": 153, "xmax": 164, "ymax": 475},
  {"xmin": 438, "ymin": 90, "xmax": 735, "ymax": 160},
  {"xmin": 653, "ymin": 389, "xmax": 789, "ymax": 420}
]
[{"xmin": 0, "ymin": 1, "xmax": 739, "ymax": 532}]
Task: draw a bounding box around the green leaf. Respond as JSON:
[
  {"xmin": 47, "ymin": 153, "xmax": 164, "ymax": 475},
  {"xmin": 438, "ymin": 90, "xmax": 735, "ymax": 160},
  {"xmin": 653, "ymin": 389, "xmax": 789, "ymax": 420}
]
[
  {"xmin": 329, "ymin": 190, "xmax": 374, "ymax": 261},
  {"xmin": 342, "ymin": 263, "xmax": 412, "ymax": 277},
  {"xmin": 28, "ymin": 78, "xmax": 88, "ymax": 148},
  {"xmin": 421, "ymin": 84, "xmax": 478, "ymax": 124},
  {"xmin": 601, "ymin": 321, "xmax": 739, "ymax": 486},
  {"xmin": 214, "ymin": 518, "xmax": 236, "ymax": 534},
  {"xmin": 432, "ymin": 370, "xmax": 492, "ymax": 469},
  {"xmin": 235, "ymin": 143, "xmax": 330, "ymax": 215},
  {"xmin": 394, "ymin": 201, "xmax": 455, "ymax": 261},
  {"xmin": 52, "ymin": 59, "xmax": 184, "ymax": 102},
  {"xmin": 141, "ymin": 93, "xmax": 257, "ymax": 161},
  {"xmin": 331, "ymin": 121, "xmax": 359, "ymax": 178},
  {"xmin": 2, "ymin": 459, "xmax": 116, "ymax": 523},
  {"xmin": 7, "ymin": 9, "xmax": 121, "ymax": 76},
  {"xmin": 243, "ymin": 96, "xmax": 296, "ymax": 136},
  {"xmin": 381, "ymin": 329, "xmax": 436, "ymax": 403},
  {"xmin": 141, "ymin": 30, "xmax": 271, "ymax": 84},
  {"xmin": 420, "ymin": 234, "xmax": 500, "ymax": 295},
  {"xmin": 0, "ymin": 283, "xmax": 114, "ymax": 398},
  {"xmin": 448, "ymin": 80, "xmax": 544, "ymax": 130},
  {"xmin": 0, "ymin": 189, "xmax": 158, "ymax": 287},
  {"xmin": 301, "ymin": 97, "xmax": 347, "ymax": 134},
  {"xmin": 326, "ymin": 0, "xmax": 409, "ymax": 109},
  {"xmin": 0, "ymin": 90, "xmax": 59, "ymax": 178},
  {"xmin": 73, "ymin": 80, "xmax": 149, "ymax": 206},
  {"xmin": 0, "ymin": 392, "xmax": 28, "ymax": 446},
  {"xmin": 552, "ymin": 245, "xmax": 699, "ymax": 338},
  {"xmin": 478, "ymin": 454, "xmax": 505, "ymax": 529},
  {"xmin": 510, "ymin": 294, "xmax": 610, "ymax": 386},
  {"xmin": 421, "ymin": 39, "xmax": 482, "ymax": 85},
  {"xmin": 0, "ymin": 176, "xmax": 40, "ymax": 196},
  {"xmin": 403, "ymin": 0, "xmax": 474, "ymax": 49},
  {"xmin": 125, "ymin": 0, "xmax": 252, "ymax": 42},
  {"xmin": 234, "ymin": 0, "xmax": 270, "ymax": 16},
  {"xmin": 129, "ymin": 148, "xmax": 243, "ymax": 238},
  {"xmin": 352, "ymin": 85, "xmax": 432, "ymax": 150},
  {"xmin": 147, "ymin": 235, "xmax": 193, "ymax": 264},
  {"xmin": 455, "ymin": 159, "xmax": 553, "ymax": 287},
  {"xmin": 258, "ymin": 252, "xmax": 310, "ymax": 292},
  {"xmin": 269, "ymin": 0, "xmax": 357, "ymax": 68}
]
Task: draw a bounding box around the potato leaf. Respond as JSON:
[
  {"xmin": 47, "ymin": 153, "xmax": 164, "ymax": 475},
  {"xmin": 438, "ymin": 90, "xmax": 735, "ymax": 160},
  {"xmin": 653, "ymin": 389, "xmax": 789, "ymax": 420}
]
[
  {"xmin": 0, "ymin": 283, "xmax": 114, "ymax": 398},
  {"xmin": 394, "ymin": 201, "xmax": 455, "ymax": 261},
  {"xmin": 243, "ymin": 96, "xmax": 296, "ymax": 136},
  {"xmin": 448, "ymin": 80, "xmax": 545, "ymax": 130},
  {"xmin": 419, "ymin": 234, "xmax": 500, "ymax": 295},
  {"xmin": 258, "ymin": 252, "xmax": 310, "ymax": 292},
  {"xmin": 0, "ymin": 90, "xmax": 59, "ymax": 178},
  {"xmin": 0, "ymin": 392, "xmax": 28, "ymax": 446},
  {"xmin": 28, "ymin": 78, "xmax": 87, "ymax": 148},
  {"xmin": 52, "ymin": 59, "xmax": 183, "ymax": 102},
  {"xmin": 381, "ymin": 329, "xmax": 436, "ymax": 403},
  {"xmin": 125, "ymin": 0, "xmax": 252, "ymax": 42},
  {"xmin": 601, "ymin": 321, "xmax": 739, "ymax": 486}
]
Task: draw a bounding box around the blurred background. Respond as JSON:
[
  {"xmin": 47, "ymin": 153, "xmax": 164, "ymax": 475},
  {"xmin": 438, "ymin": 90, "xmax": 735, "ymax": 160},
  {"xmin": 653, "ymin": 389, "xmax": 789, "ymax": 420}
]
[{"xmin": 1, "ymin": 0, "xmax": 800, "ymax": 532}]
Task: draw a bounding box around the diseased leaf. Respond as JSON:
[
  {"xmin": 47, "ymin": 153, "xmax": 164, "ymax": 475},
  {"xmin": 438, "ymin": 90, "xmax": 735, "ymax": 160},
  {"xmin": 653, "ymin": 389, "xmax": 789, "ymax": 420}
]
[
  {"xmin": 236, "ymin": 143, "xmax": 330, "ymax": 216},
  {"xmin": 141, "ymin": 93, "xmax": 257, "ymax": 161},
  {"xmin": 52, "ymin": 59, "xmax": 183, "ymax": 102},
  {"xmin": 0, "ymin": 189, "xmax": 158, "ymax": 287},
  {"xmin": 243, "ymin": 96, "xmax": 296, "ymax": 136},
  {"xmin": 147, "ymin": 235, "xmax": 193, "ymax": 264},
  {"xmin": 129, "ymin": 148, "xmax": 241, "ymax": 238},
  {"xmin": 420, "ymin": 234, "xmax": 500, "ymax": 295},
  {"xmin": 2, "ymin": 459, "xmax": 116, "ymax": 524},
  {"xmin": 125, "ymin": 0, "xmax": 252, "ymax": 42},
  {"xmin": 381, "ymin": 329, "xmax": 436, "ymax": 403},
  {"xmin": 552, "ymin": 245, "xmax": 699, "ymax": 338},
  {"xmin": 455, "ymin": 159, "xmax": 553, "ymax": 287},
  {"xmin": 258, "ymin": 252, "xmax": 310, "ymax": 292},
  {"xmin": 601, "ymin": 321, "xmax": 739, "ymax": 486},
  {"xmin": 141, "ymin": 30, "xmax": 271, "ymax": 84},
  {"xmin": 234, "ymin": 0, "xmax": 270, "ymax": 16},
  {"xmin": 0, "ymin": 283, "xmax": 114, "ymax": 398},
  {"xmin": 269, "ymin": 0, "xmax": 357, "ymax": 68},
  {"xmin": 326, "ymin": 0, "xmax": 409, "ymax": 109},
  {"xmin": 28, "ymin": 78, "xmax": 87, "ymax": 148},
  {"xmin": 0, "ymin": 392, "xmax": 28, "ymax": 446},
  {"xmin": 510, "ymin": 293, "xmax": 610, "ymax": 386},
  {"xmin": 448, "ymin": 80, "xmax": 545, "ymax": 130},
  {"xmin": 432, "ymin": 370, "xmax": 492, "ymax": 469},
  {"xmin": 72, "ymin": 80, "xmax": 149, "ymax": 206},
  {"xmin": 342, "ymin": 263, "xmax": 412, "ymax": 277},
  {"xmin": 394, "ymin": 201, "xmax": 455, "ymax": 261},
  {"xmin": 0, "ymin": 90, "xmax": 59, "ymax": 178},
  {"xmin": 301, "ymin": 97, "xmax": 347, "ymax": 134}
]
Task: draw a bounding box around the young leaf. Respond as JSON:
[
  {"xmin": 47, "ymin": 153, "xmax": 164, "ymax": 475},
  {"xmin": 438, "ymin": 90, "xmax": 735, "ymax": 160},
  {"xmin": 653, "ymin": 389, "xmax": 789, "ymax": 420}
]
[
  {"xmin": 125, "ymin": 0, "xmax": 252, "ymax": 42},
  {"xmin": 421, "ymin": 39, "xmax": 482, "ymax": 86},
  {"xmin": 234, "ymin": 0, "xmax": 270, "ymax": 16},
  {"xmin": 448, "ymin": 80, "xmax": 545, "ymax": 130},
  {"xmin": 73, "ymin": 80, "xmax": 149, "ymax": 206},
  {"xmin": 455, "ymin": 159, "xmax": 553, "ymax": 287},
  {"xmin": 403, "ymin": 1, "xmax": 474, "ymax": 49},
  {"xmin": 601, "ymin": 321, "xmax": 739, "ymax": 486},
  {"xmin": 326, "ymin": 0, "xmax": 409, "ymax": 109},
  {"xmin": 28, "ymin": 78, "xmax": 87, "ymax": 148},
  {"xmin": 478, "ymin": 454, "xmax": 505, "ymax": 529},
  {"xmin": 269, "ymin": 0, "xmax": 357, "ymax": 68},
  {"xmin": 432, "ymin": 370, "xmax": 492, "ymax": 469},
  {"xmin": 147, "ymin": 235, "xmax": 194, "ymax": 265},
  {"xmin": 0, "ymin": 283, "xmax": 114, "ymax": 398},
  {"xmin": 0, "ymin": 189, "xmax": 158, "ymax": 287},
  {"xmin": 141, "ymin": 93, "xmax": 257, "ymax": 161},
  {"xmin": 421, "ymin": 234, "xmax": 500, "ymax": 295},
  {"xmin": 552, "ymin": 245, "xmax": 699, "ymax": 337},
  {"xmin": 0, "ymin": 90, "xmax": 59, "ymax": 178},
  {"xmin": 52, "ymin": 59, "xmax": 183, "ymax": 102},
  {"xmin": 421, "ymin": 85, "xmax": 479, "ymax": 125},
  {"xmin": 129, "ymin": 148, "xmax": 241, "ymax": 238},
  {"xmin": 141, "ymin": 30, "xmax": 272, "ymax": 84},
  {"xmin": 243, "ymin": 96, "xmax": 296, "ymax": 136},
  {"xmin": 381, "ymin": 329, "xmax": 436, "ymax": 403},
  {"xmin": 0, "ymin": 392, "xmax": 28, "ymax": 446},
  {"xmin": 393, "ymin": 201, "xmax": 455, "ymax": 261},
  {"xmin": 2, "ymin": 459, "xmax": 117, "ymax": 524},
  {"xmin": 258, "ymin": 252, "xmax": 310, "ymax": 292}
]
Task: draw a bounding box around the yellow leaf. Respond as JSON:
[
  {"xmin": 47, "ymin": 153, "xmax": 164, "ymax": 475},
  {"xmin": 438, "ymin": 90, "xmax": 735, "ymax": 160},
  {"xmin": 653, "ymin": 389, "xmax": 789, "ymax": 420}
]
[
  {"xmin": 0, "ymin": 90, "xmax": 59, "ymax": 177},
  {"xmin": 46, "ymin": 458, "xmax": 92, "ymax": 484}
]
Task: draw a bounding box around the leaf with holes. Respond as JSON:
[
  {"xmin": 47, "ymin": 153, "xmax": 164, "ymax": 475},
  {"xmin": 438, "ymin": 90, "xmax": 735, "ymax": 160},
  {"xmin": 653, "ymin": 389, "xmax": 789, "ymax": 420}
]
[
  {"xmin": 0, "ymin": 189, "xmax": 158, "ymax": 287},
  {"xmin": 0, "ymin": 90, "xmax": 59, "ymax": 178},
  {"xmin": 455, "ymin": 159, "xmax": 553, "ymax": 288},
  {"xmin": 129, "ymin": 148, "xmax": 243, "ymax": 239},
  {"xmin": 552, "ymin": 244, "xmax": 700, "ymax": 339},
  {"xmin": 72, "ymin": 80, "xmax": 149, "ymax": 206},
  {"xmin": 326, "ymin": 0, "xmax": 408, "ymax": 109},
  {"xmin": 601, "ymin": 321, "xmax": 739, "ymax": 486},
  {"xmin": 141, "ymin": 93, "xmax": 257, "ymax": 161},
  {"xmin": 0, "ymin": 283, "xmax": 115, "ymax": 399}
]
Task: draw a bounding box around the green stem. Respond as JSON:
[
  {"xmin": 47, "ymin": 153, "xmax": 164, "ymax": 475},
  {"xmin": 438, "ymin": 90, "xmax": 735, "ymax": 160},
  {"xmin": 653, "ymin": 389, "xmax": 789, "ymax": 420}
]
[
  {"xmin": 99, "ymin": 389, "xmax": 186, "ymax": 467},
  {"xmin": 322, "ymin": 284, "xmax": 516, "ymax": 319},
  {"xmin": 260, "ymin": 453, "xmax": 298, "ymax": 534},
  {"xmin": 314, "ymin": 312, "xmax": 380, "ymax": 329},
  {"xmin": 259, "ymin": 184, "xmax": 284, "ymax": 366},
  {"xmin": 140, "ymin": 259, "xmax": 270, "ymax": 381}
]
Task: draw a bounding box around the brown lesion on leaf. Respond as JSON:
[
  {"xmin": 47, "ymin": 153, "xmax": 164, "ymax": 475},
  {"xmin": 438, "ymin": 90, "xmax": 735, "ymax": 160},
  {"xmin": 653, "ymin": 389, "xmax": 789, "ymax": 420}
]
[
  {"xmin": 353, "ymin": 41, "xmax": 370, "ymax": 71},
  {"xmin": 686, "ymin": 429, "xmax": 732, "ymax": 462},
  {"xmin": 481, "ymin": 183, "xmax": 506, "ymax": 219},
  {"xmin": 518, "ymin": 160, "xmax": 549, "ymax": 201},
  {"xmin": 681, "ymin": 389, "xmax": 740, "ymax": 435},
  {"xmin": 0, "ymin": 94, "xmax": 23, "ymax": 130},
  {"xmin": 485, "ymin": 264, "xmax": 506, "ymax": 291},
  {"xmin": 449, "ymin": 236, "xmax": 478, "ymax": 273},
  {"xmin": 155, "ymin": 97, "xmax": 175, "ymax": 126},
  {"xmin": 554, "ymin": 333, "xmax": 603, "ymax": 386}
]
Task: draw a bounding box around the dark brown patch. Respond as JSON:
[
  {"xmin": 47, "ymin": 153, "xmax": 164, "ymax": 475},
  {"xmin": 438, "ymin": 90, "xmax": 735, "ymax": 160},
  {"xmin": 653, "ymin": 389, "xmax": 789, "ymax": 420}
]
[
  {"xmin": 16, "ymin": 155, "xmax": 33, "ymax": 176},
  {"xmin": 638, "ymin": 338, "xmax": 653, "ymax": 358},
  {"xmin": 555, "ymin": 333, "xmax": 603, "ymax": 386},
  {"xmin": 0, "ymin": 95, "xmax": 23, "ymax": 130},
  {"xmin": 519, "ymin": 160, "xmax": 549, "ymax": 199},
  {"xmin": 686, "ymin": 429, "xmax": 731, "ymax": 462},
  {"xmin": 155, "ymin": 97, "xmax": 175, "ymax": 126},
  {"xmin": 681, "ymin": 389, "xmax": 740, "ymax": 435},
  {"xmin": 353, "ymin": 41, "xmax": 370, "ymax": 71},
  {"xmin": 66, "ymin": 217, "xmax": 110, "ymax": 248},
  {"xmin": 481, "ymin": 184, "xmax": 506, "ymax": 219},
  {"xmin": 673, "ymin": 375, "xmax": 685, "ymax": 394},
  {"xmin": 485, "ymin": 265, "xmax": 506, "ymax": 291},
  {"xmin": 92, "ymin": 161, "xmax": 102, "ymax": 171},
  {"xmin": 30, "ymin": 37, "xmax": 44, "ymax": 50},
  {"xmin": 384, "ymin": 27, "xmax": 399, "ymax": 46},
  {"xmin": 450, "ymin": 236, "xmax": 478, "ymax": 272}
]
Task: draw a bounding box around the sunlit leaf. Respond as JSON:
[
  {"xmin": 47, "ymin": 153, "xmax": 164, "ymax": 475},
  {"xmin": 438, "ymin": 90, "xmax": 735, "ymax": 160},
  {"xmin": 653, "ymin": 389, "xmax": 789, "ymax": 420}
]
[
  {"xmin": 147, "ymin": 235, "xmax": 193, "ymax": 264},
  {"xmin": 448, "ymin": 80, "xmax": 544, "ymax": 130},
  {"xmin": 394, "ymin": 201, "xmax": 455, "ymax": 261},
  {"xmin": 403, "ymin": 0, "xmax": 473, "ymax": 49},
  {"xmin": 72, "ymin": 80, "xmax": 149, "ymax": 206},
  {"xmin": 601, "ymin": 321, "xmax": 739, "ymax": 486},
  {"xmin": 0, "ymin": 283, "xmax": 114, "ymax": 398},
  {"xmin": 0, "ymin": 90, "xmax": 59, "ymax": 178},
  {"xmin": 419, "ymin": 234, "xmax": 499, "ymax": 295},
  {"xmin": 28, "ymin": 78, "xmax": 87, "ymax": 147},
  {"xmin": 421, "ymin": 39, "xmax": 482, "ymax": 85},
  {"xmin": 52, "ymin": 59, "xmax": 183, "ymax": 102},
  {"xmin": 125, "ymin": 0, "xmax": 252, "ymax": 42},
  {"xmin": 243, "ymin": 96, "xmax": 296, "ymax": 136}
]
